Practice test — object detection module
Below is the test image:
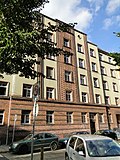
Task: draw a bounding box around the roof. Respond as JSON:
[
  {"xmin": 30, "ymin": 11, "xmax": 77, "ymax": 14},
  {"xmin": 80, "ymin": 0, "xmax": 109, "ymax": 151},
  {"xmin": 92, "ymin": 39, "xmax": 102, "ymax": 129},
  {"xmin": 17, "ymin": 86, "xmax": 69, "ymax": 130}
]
[{"xmin": 71, "ymin": 134, "xmax": 112, "ymax": 141}]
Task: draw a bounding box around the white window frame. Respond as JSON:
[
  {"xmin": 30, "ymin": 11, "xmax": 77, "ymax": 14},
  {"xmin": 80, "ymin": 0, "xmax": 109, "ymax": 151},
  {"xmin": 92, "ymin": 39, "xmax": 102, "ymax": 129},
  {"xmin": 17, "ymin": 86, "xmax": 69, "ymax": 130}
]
[
  {"xmin": 77, "ymin": 44, "xmax": 83, "ymax": 53},
  {"xmin": 80, "ymin": 74, "xmax": 86, "ymax": 85},
  {"xmin": 64, "ymin": 38, "xmax": 69, "ymax": 47},
  {"xmin": 92, "ymin": 62, "xmax": 97, "ymax": 72},
  {"xmin": 23, "ymin": 84, "xmax": 32, "ymax": 98},
  {"xmin": 46, "ymin": 66, "xmax": 54, "ymax": 79},
  {"xmin": 64, "ymin": 54, "xmax": 72, "ymax": 64},
  {"xmin": 67, "ymin": 112, "xmax": 73, "ymax": 124},
  {"xmin": 90, "ymin": 48, "xmax": 95, "ymax": 57},
  {"xmin": 0, "ymin": 81, "xmax": 8, "ymax": 96},
  {"xmin": 93, "ymin": 78, "xmax": 99, "ymax": 88},
  {"xmin": 99, "ymin": 54, "xmax": 103, "ymax": 61},
  {"xmin": 0, "ymin": 110, "xmax": 4, "ymax": 125},
  {"xmin": 66, "ymin": 90, "xmax": 73, "ymax": 101},
  {"xmin": 105, "ymin": 96, "xmax": 110, "ymax": 105},
  {"xmin": 115, "ymin": 97, "xmax": 119, "ymax": 105},
  {"xmin": 79, "ymin": 58, "xmax": 85, "ymax": 68},
  {"xmin": 101, "ymin": 66, "xmax": 106, "ymax": 75},
  {"xmin": 113, "ymin": 83, "xmax": 118, "ymax": 92},
  {"xmin": 103, "ymin": 81, "xmax": 109, "ymax": 90},
  {"xmin": 81, "ymin": 112, "xmax": 87, "ymax": 123},
  {"xmin": 46, "ymin": 111, "xmax": 54, "ymax": 124},
  {"xmin": 82, "ymin": 92, "xmax": 88, "ymax": 103},
  {"xmin": 99, "ymin": 113, "xmax": 104, "ymax": 123},
  {"xmin": 46, "ymin": 53, "xmax": 55, "ymax": 60},
  {"xmin": 95, "ymin": 94, "xmax": 101, "ymax": 104},
  {"xmin": 65, "ymin": 71, "xmax": 73, "ymax": 82},
  {"xmin": 46, "ymin": 87, "xmax": 54, "ymax": 99},
  {"xmin": 21, "ymin": 110, "xmax": 31, "ymax": 124}
]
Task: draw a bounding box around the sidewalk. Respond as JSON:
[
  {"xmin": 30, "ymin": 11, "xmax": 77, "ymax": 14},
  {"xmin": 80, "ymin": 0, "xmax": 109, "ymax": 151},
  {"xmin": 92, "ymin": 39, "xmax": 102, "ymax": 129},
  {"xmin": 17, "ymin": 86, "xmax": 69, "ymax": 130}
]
[{"xmin": 0, "ymin": 145, "xmax": 9, "ymax": 153}]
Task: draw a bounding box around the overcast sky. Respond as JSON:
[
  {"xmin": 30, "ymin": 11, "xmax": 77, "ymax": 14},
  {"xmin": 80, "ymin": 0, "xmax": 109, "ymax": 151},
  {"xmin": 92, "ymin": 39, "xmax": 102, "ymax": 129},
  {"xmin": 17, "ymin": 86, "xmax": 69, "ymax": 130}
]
[{"xmin": 42, "ymin": 0, "xmax": 120, "ymax": 53}]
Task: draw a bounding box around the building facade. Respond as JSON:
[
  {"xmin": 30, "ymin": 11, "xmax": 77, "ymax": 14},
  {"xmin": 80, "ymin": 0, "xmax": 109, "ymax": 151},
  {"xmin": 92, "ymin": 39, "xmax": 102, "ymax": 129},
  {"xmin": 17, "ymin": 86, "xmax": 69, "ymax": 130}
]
[{"xmin": 0, "ymin": 14, "xmax": 120, "ymax": 144}]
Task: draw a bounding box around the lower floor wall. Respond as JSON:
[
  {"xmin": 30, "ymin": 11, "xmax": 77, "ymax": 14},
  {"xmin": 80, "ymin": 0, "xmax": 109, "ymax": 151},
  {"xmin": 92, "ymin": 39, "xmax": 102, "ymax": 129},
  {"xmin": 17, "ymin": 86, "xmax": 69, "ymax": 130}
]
[{"xmin": 0, "ymin": 97, "xmax": 120, "ymax": 144}]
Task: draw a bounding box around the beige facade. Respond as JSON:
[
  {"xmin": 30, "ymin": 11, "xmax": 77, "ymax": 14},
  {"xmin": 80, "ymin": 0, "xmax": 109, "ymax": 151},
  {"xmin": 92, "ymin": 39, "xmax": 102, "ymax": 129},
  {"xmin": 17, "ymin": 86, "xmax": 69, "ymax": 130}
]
[{"xmin": 0, "ymin": 14, "xmax": 120, "ymax": 144}]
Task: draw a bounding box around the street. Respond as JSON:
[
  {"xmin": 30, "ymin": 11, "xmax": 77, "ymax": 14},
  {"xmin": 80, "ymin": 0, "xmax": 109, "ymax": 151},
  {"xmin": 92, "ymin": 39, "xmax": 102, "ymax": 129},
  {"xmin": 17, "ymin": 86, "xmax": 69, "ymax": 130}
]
[{"xmin": 1, "ymin": 149, "xmax": 65, "ymax": 160}]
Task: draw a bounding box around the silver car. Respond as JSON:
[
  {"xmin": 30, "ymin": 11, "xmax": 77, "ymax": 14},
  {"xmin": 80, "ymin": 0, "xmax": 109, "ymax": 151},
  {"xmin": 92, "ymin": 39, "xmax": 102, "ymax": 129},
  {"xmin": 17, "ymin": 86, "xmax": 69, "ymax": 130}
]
[{"xmin": 65, "ymin": 134, "xmax": 120, "ymax": 160}]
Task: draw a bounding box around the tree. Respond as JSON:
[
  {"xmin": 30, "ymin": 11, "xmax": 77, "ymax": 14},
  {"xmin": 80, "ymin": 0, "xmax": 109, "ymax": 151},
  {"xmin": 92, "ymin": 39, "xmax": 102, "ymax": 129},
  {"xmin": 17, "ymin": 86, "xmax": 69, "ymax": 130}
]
[
  {"xmin": 109, "ymin": 32, "xmax": 120, "ymax": 66},
  {"xmin": 0, "ymin": 0, "xmax": 71, "ymax": 78}
]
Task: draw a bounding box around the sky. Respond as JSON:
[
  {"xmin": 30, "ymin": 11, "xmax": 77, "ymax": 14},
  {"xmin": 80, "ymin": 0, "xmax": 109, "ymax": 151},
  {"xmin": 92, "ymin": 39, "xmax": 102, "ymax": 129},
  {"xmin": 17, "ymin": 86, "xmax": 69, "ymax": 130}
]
[{"xmin": 42, "ymin": 0, "xmax": 120, "ymax": 53}]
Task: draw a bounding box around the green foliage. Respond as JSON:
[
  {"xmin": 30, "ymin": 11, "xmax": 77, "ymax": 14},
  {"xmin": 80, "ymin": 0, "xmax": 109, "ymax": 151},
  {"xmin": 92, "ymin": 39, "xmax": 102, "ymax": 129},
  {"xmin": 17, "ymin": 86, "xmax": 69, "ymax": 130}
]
[
  {"xmin": 0, "ymin": 0, "xmax": 66, "ymax": 78},
  {"xmin": 109, "ymin": 52, "xmax": 120, "ymax": 66}
]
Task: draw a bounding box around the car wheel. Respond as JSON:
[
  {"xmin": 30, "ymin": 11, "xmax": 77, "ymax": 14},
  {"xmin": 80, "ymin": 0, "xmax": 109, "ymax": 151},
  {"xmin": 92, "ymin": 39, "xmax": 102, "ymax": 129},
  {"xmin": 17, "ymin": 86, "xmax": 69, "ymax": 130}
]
[
  {"xmin": 65, "ymin": 153, "xmax": 69, "ymax": 160},
  {"xmin": 50, "ymin": 142, "xmax": 58, "ymax": 151},
  {"xmin": 19, "ymin": 145, "xmax": 28, "ymax": 154}
]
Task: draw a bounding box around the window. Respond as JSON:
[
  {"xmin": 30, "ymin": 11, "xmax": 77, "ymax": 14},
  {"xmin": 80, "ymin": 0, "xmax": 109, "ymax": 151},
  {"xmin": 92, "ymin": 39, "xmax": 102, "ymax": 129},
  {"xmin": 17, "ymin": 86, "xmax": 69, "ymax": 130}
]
[
  {"xmin": 66, "ymin": 90, "xmax": 72, "ymax": 101},
  {"xmin": 103, "ymin": 81, "xmax": 109, "ymax": 90},
  {"xmin": 109, "ymin": 114, "xmax": 113, "ymax": 123},
  {"xmin": 0, "ymin": 81, "xmax": 8, "ymax": 96},
  {"xmin": 47, "ymin": 33, "xmax": 53, "ymax": 42},
  {"xmin": 115, "ymin": 97, "xmax": 119, "ymax": 105},
  {"xmin": 105, "ymin": 96, "xmax": 110, "ymax": 105},
  {"xmin": 108, "ymin": 57, "xmax": 112, "ymax": 63},
  {"xmin": 46, "ymin": 53, "xmax": 55, "ymax": 60},
  {"xmin": 90, "ymin": 48, "xmax": 95, "ymax": 57},
  {"xmin": 93, "ymin": 78, "xmax": 99, "ymax": 88},
  {"xmin": 21, "ymin": 110, "xmax": 30, "ymax": 124},
  {"xmin": 99, "ymin": 113, "xmax": 104, "ymax": 123},
  {"xmin": 69, "ymin": 137, "xmax": 77, "ymax": 148},
  {"xmin": 79, "ymin": 58, "xmax": 85, "ymax": 68},
  {"xmin": 110, "ymin": 69, "xmax": 115, "ymax": 77},
  {"xmin": 0, "ymin": 110, "xmax": 4, "ymax": 125},
  {"xmin": 23, "ymin": 84, "xmax": 32, "ymax": 98},
  {"xmin": 77, "ymin": 44, "xmax": 83, "ymax": 53},
  {"xmin": 46, "ymin": 111, "xmax": 54, "ymax": 124},
  {"xmin": 81, "ymin": 112, "xmax": 87, "ymax": 123},
  {"xmin": 64, "ymin": 38, "xmax": 69, "ymax": 47},
  {"xmin": 80, "ymin": 74, "xmax": 86, "ymax": 85},
  {"xmin": 46, "ymin": 66, "xmax": 54, "ymax": 79},
  {"xmin": 113, "ymin": 83, "xmax": 118, "ymax": 92},
  {"xmin": 67, "ymin": 112, "xmax": 73, "ymax": 124},
  {"xmin": 64, "ymin": 54, "xmax": 72, "ymax": 64},
  {"xmin": 99, "ymin": 54, "xmax": 103, "ymax": 61},
  {"xmin": 65, "ymin": 71, "xmax": 73, "ymax": 82},
  {"xmin": 95, "ymin": 94, "xmax": 100, "ymax": 104},
  {"xmin": 101, "ymin": 66, "xmax": 106, "ymax": 75},
  {"xmin": 92, "ymin": 62, "xmax": 97, "ymax": 72},
  {"xmin": 46, "ymin": 87, "xmax": 55, "ymax": 99},
  {"xmin": 82, "ymin": 92, "xmax": 88, "ymax": 103}
]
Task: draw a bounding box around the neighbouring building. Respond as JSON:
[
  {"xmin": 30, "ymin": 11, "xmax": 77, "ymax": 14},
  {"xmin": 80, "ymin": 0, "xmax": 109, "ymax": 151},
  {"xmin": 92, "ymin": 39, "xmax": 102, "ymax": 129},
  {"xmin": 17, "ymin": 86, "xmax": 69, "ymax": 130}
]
[{"xmin": 0, "ymin": 14, "xmax": 120, "ymax": 144}]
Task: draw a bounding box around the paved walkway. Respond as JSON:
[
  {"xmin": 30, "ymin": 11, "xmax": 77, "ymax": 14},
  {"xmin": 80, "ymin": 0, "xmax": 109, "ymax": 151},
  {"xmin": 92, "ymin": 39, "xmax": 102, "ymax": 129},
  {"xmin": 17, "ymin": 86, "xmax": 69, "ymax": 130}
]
[{"xmin": 0, "ymin": 145, "xmax": 9, "ymax": 153}]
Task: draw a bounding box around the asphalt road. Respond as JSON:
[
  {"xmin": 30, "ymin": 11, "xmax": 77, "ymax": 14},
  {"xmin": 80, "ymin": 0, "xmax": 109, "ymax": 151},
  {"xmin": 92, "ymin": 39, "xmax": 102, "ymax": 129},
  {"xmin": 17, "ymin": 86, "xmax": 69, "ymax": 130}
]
[{"xmin": 1, "ymin": 149, "xmax": 65, "ymax": 160}]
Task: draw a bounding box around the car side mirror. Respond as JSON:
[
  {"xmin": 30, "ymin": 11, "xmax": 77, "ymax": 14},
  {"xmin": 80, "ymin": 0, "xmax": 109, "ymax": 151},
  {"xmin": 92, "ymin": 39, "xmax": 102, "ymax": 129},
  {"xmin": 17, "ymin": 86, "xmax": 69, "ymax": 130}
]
[{"xmin": 78, "ymin": 151, "xmax": 85, "ymax": 156}]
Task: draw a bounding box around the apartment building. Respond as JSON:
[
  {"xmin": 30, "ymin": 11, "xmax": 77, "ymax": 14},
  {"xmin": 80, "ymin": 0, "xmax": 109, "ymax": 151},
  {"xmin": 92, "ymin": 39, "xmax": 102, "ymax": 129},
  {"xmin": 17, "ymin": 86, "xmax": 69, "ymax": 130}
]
[{"xmin": 0, "ymin": 14, "xmax": 120, "ymax": 144}]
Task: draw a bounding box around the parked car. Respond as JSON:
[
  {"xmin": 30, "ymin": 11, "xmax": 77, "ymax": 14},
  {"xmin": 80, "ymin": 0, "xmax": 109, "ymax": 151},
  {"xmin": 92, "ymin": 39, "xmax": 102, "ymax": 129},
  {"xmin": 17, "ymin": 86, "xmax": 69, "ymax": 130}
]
[
  {"xmin": 94, "ymin": 129, "xmax": 118, "ymax": 140},
  {"xmin": 65, "ymin": 134, "xmax": 120, "ymax": 160},
  {"xmin": 113, "ymin": 128, "xmax": 120, "ymax": 139},
  {"xmin": 9, "ymin": 132, "xmax": 58, "ymax": 153},
  {"xmin": 59, "ymin": 131, "xmax": 89, "ymax": 148}
]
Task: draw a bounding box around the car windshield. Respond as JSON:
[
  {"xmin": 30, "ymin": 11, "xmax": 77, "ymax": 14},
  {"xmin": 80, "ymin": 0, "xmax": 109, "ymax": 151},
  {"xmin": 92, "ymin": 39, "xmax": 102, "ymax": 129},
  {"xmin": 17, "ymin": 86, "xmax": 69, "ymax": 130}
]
[
  {"xmin": 23, "ymin": 134, "xmax": 33, "ymax": 140},
  {"xmin": 86, "ymin": 139, "xmax": 120, "ymax": 157}
]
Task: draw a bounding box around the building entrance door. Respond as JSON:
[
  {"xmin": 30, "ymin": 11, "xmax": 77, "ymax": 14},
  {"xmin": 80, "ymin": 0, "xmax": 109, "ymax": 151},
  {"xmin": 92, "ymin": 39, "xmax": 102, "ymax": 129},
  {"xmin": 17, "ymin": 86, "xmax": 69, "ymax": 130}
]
[{"xmin": 89, "ymin": 113, "xmax": 96, "ymax": 134}]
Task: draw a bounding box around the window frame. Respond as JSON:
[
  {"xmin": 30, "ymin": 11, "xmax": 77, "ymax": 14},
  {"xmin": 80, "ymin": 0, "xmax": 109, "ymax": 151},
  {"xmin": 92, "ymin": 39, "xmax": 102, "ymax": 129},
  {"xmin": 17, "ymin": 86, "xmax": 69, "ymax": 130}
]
[
  {"xmin": 67, "ymin": 112, "xmax": 73, "ymax": 124},
  {"xmin": 46, "ymin": 87, "xmax": 55, "ymax": 99},
  {"xmin": 0, "ymin": 81, "xmax": 9, "ymax": 96},
  {"xmin": 21, "ymin": 110, "xmax": 31, "ymax": 124},
  {"xmin": 0, "ymin": 110, "xmax": 4, "ymax": 125},
  {"xmin": 22, "ymin": 84, "xmax": 32, "ymax": 98},
  {"xmin": 82, "ymin": 92, "xmax": 88, "ymax": 103},
  {"xmin": 46, "ymin": 111, "xmax": 54, "ymax": 124},
  {"xmin": 66, "ymin": 90, "xmax": 73, "ymax": 101}
]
